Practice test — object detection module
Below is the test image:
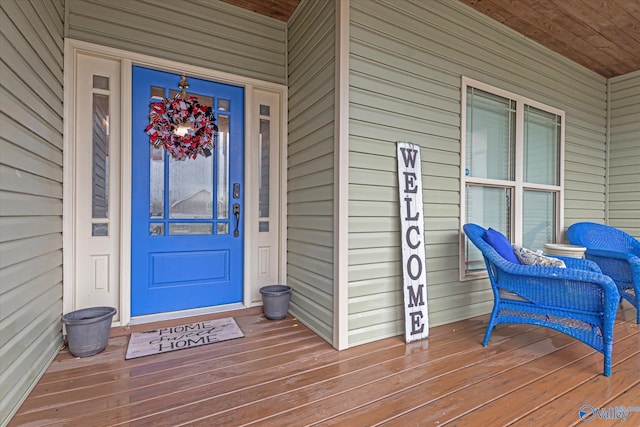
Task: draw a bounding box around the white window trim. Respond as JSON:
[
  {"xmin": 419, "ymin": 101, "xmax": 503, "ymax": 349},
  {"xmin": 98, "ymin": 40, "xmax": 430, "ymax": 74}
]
[{"xmin": 459, "ymin": 77, "xmax": 565, "ymax": 281}]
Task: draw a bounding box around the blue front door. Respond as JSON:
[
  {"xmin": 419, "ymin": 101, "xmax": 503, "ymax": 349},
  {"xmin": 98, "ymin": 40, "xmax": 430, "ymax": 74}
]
[{"xmin": 131, "ymin": 66, "xmax": 244, "ymax": 316}]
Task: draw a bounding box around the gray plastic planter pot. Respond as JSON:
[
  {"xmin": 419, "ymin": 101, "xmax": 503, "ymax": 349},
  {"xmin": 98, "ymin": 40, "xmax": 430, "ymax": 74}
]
[
  {"xmin": 61, "ymin": 307, "xmax": 117, "ymax": 357},
  {"xmin": 259, "ymin": 285, "xmax": 292, "ymax": 320}
]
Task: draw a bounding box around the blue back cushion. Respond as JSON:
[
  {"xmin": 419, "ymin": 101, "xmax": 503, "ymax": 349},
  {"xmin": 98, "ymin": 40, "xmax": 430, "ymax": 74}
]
[{"xmin": 482, "ymin": 228, "xmax": 521, "ymax": 264}]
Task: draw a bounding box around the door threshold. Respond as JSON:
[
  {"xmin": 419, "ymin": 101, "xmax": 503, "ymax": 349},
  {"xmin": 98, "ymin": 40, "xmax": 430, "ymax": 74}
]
[{"xmin": 129, "ymin": 303, "xmax": 246, "ymax": 326}]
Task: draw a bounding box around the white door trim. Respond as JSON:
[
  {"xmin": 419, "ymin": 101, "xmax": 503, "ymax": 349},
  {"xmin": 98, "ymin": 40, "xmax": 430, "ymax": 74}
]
[{"xmin": 63, "ymin": 38, "xmax": 288, "ymax": 326}]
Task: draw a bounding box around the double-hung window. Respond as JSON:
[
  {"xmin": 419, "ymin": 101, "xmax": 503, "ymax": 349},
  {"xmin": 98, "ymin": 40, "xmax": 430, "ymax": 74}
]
[{"xmin": 460, "ymin": 77, "xmax": 565, "ymax": 279}]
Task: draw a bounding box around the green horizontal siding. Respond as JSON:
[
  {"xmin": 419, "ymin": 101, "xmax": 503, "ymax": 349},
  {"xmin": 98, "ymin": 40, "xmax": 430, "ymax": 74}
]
[
  {"xmin": 1, "ymin": 0, "xmax": 65, "ymax": 424},
  {"xmin": 67, "ymin": 0, "xmax": 286, "ymax": 84},
  {"xmin": 347, "ymin": 0, "xmax": 607, "ymax": 346},
  {"xmin": 608, "ymin": 71, "xmax": 640, "ymax": 238},
  {"xmin": 287, "ymin": 0, "xmax": 335, "ymax": 344}
]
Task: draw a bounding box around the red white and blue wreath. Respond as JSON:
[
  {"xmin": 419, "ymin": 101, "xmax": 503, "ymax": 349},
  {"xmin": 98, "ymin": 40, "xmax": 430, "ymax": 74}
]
[{"xmin": 145, "ymin": 94, "xmax": 218, "ymax": 160}]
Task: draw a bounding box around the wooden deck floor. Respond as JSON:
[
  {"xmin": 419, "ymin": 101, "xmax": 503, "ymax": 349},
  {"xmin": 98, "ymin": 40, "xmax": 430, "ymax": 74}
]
[{"xmin": 10, "ymin": 303, "xmax": 639, "ymax": 426}]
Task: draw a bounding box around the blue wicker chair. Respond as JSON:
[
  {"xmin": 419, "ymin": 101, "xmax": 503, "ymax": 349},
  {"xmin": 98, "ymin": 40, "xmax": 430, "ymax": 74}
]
[
  {"xmin": 567, "ymin": 222, "xmax": 640, "ymax": 324},
  {"xmin": 463, "ymin": 223, "xmax": 619, "ymax": 376}
]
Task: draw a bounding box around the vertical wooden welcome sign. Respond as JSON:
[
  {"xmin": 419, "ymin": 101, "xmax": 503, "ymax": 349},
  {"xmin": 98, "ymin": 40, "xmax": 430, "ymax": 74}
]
[{"xmin": 397, "ymin": 141, "xmax": 429, "ymax": 343}]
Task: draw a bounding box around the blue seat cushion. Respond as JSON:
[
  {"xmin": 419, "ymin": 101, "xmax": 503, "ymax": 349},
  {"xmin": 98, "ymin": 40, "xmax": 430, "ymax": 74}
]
[{"xmin": 482, "ymin": 228, "xmax": 521, "ymax": 264}]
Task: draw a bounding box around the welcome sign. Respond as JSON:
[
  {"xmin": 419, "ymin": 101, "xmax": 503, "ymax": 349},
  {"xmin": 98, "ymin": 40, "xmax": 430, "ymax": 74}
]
[{"xmin": 397, "ymin": 141, "xmax": 429, "ymax": 343}]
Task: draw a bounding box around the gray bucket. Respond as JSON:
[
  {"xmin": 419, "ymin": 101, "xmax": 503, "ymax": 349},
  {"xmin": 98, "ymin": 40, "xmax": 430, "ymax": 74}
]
[
  {"xmin": 61, "ymin": 307, "xmax": 117, "ymax": 357},
  {"xmin": 260, "ymin": 285, "xmax": 292, "ymax": 320}
]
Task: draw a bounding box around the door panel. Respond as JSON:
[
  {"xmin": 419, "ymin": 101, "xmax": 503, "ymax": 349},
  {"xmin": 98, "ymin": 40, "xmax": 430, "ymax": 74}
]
[
  {"xmin": 151, "ymin": 251, "xmax": 229, "ymax": 284},
  {"xmin": 131, "ymin": 66, "xmax": 244, "ymax": 316}
]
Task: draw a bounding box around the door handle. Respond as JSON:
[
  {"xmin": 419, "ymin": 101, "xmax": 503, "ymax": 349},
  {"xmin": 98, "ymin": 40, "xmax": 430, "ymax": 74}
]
[{"xmin": 232, "ymin": 203, "xmax": 240, "ymax": 237}]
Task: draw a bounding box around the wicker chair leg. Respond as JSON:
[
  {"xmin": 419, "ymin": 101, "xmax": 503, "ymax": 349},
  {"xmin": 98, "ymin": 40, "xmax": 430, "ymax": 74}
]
[
  {"xmin": 482, "ymin": 326, "xmax": 493, "ymax": 346},
  {"xmin": 483, "ymin": 303, "xmax": 500, "ymax": 346},
  {"xmin": 603, "ymin": 344, "xmax": 612, "ymax": 377}
]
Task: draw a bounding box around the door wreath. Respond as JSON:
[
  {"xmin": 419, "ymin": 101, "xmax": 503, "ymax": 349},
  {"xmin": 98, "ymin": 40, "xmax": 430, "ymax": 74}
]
[{"xmin": 144, "ymin": 75, "xmax": 218, "ymax": 160}]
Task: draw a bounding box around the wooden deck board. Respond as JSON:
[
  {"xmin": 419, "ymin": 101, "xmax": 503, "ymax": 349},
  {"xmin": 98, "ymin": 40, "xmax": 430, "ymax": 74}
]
[
  {"xmin": 314, "ymin": 330, "xmax": 592, "ymax": 426},
  {"xmin": 511, "ymin": 340, "xmax": 640, "ymax": 426},
  {"xmin": 9, "ymin": 303, "xmax": 639, "ymax": 427},
  {"xmin": 245, "ymin": 327, "xmax": 562, "ymax": 426},
  {"xmin": 427, "ymin": 333, "xmax": 640, "ymax": 427},
  {"xmin": 152, "ymin": 322, "xmax": 493, "ymax": 426}
]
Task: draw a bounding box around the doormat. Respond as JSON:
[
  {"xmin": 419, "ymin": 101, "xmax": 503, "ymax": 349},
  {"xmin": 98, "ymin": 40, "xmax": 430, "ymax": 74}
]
[{"xmin": 125, "ymin": 317, "xmax": 244, "ymax": 360}]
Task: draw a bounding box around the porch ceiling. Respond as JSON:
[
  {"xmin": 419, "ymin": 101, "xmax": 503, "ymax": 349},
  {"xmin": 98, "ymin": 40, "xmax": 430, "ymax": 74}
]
[{"xmin": 221, "ymin": 0, "xmax": 640, "ymax": 78}]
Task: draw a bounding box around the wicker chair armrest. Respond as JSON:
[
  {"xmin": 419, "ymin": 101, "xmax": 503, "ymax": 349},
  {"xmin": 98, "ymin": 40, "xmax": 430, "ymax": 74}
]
[
  {"xmin": 507, "ymin": 262, "xmax": 605, "ymax": 282},
  {"xmin": 585, "ymin": 248, "xmax": 639, "ymax": 264},
  {"xmin": 503, "ymin": 263, "xmax": 619, "ymax": 296},
  {"xmin": 497, "ymin": 265, "xmax": 620, "ymax": 309},
  {"xmin": 552, "ymin": 256, "xmax": 602, "ymax": 273}
]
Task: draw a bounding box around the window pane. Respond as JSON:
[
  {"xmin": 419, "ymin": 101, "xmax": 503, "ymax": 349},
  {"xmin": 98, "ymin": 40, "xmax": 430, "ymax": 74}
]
[
  {"xmin": 259, "ymin": 119, "xmax": 270, "ymax": 218},
  {"xmin": 523, "ymin": 190, "xmax": 556, "ymax": 250},
  {"xmin": 169, "ymin": 90, "xmax": 213, "ymax": 108},
  {"xmin": 218, "ymin": 99, "xmax": 230, "ymax": 111},
  {"xmin": 466, "ymin": 185, "xmax": 512, "ymax": 233},
  {"xmin": 466, "ymin": 185, "xmax": 512, "ymax": 273},
  {"xmin": 217, "ymin": 115, "xmax": 230, "ymax": 219},
  {"xmin": 169, "ymin": 154, "xmax": 213, "ymax": 219},
  {"xmin": 524, "ymin": 106, "xmax": 561, "ymax": 185},
  {"xmin": 169, "ymin": 223, "xmax": 213, "ymax": 235},
  {"xmin": 150, "ymin": 223, "xmax": 164, "ymax": 236},
  {"xmin": 92, "ymin": 223, "xmax": 108, "ymax": 237},
  {"xmin": 150, "ymin": 86, "xmax": 164, "ymax": 99},
  {"xmin": 150, "ymin": 145, "xmax": 164, "ymax": 218},
  {"xmin": 92, "ymin": 75, "xmax": 109, "ymax": 90},
  {"xmin": 466, "ymin": 87, "xmax": 515, "ymax": 180},
  {"xmin": 217, "ymin": 223, "xmax": 229, "ymax": 235},
  {"xmin": 92, "ymin": 93, "xmax": 109, "ymax": 218}
]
